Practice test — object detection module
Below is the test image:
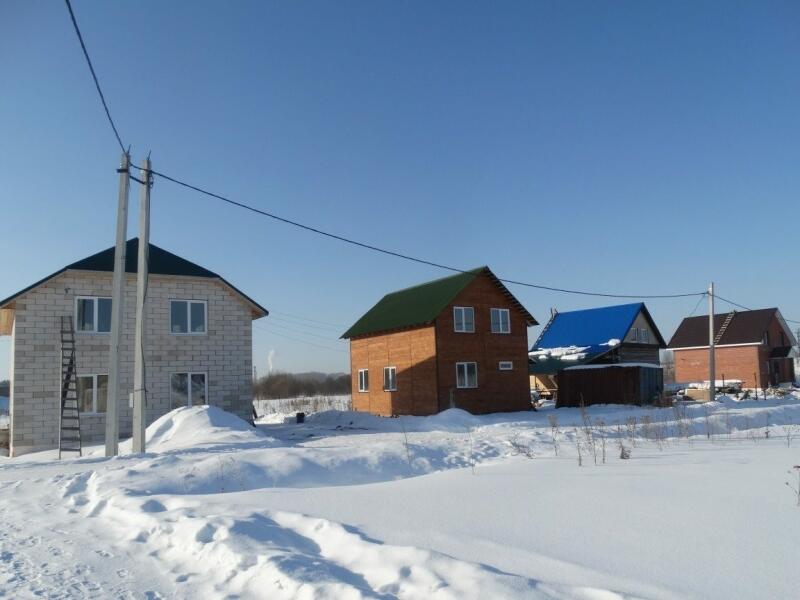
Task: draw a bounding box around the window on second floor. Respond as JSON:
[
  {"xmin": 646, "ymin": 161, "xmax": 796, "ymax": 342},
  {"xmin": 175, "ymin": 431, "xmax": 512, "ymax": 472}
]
[
  {"xmin": 763, "ymin": 332, "xmax": 770, "ymax": 346},
  {"xmin": 76, "ymin": 296, "xmax": 112, "ymax": 333},
  {"xmin": 453, "ymin": 306, "xmax": 475, "ymax": 333},
  {"xmin": 498, "ymin": 361, "xmax": 513, "ymax": 371},
  {"xmin": 490, "ymin": 308, "xmax": 510, "ymax": 334},
  {"xmin": 629, "ymin": 327, "xmax": 639, "ymax": 342},
  {"xmin": 170, "ymin": 300, "xmax": 207, "ymax": 334},
  {"xmin": 640, "ymin": 329, "xmax": 650, "ymax": 343},
  {"xmin": 358, "ymin": 369, "xmax": 369, "ymax": 392}
]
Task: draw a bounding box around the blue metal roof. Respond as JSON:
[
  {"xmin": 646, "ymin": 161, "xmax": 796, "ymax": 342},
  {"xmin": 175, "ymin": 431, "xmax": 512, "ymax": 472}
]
[{"xmin": 532, "ymin": 303, "xmax": 646, "ymax": 351}]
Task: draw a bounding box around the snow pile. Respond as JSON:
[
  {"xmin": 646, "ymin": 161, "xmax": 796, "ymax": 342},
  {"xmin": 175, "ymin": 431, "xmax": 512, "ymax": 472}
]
[{"xmin": 118, "ymin": 406, "xmax": 266, "ymax": 454}]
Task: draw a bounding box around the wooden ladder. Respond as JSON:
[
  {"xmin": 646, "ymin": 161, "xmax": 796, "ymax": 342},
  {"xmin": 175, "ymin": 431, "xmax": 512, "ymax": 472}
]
[
  {"xmin": 59, "ymin": 316, "xmax": 82, "ymax": 459},
  {"xmin": 713, "ymin": 310, "xmax": 736, "ymax": 345}
]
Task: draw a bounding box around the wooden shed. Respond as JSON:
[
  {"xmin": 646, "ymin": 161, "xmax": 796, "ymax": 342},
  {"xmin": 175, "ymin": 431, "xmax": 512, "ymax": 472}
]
[{"xmin": 556, "ymin": 364, "xmax": 663, "ymax": 408}]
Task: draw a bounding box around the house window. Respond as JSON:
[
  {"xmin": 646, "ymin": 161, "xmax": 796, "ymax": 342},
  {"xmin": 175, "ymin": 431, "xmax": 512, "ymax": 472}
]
[
  {"xmin": 456, "ymin": 362, "xmax": 478, "ymax": 388},
  {"xmin": 170, "ymin": 300, "xmax": 207, "ymax": 334},
  {"xmin": 499, "ymin": 361, "xmax": 513, "ymax": 371},
  {"xmin": 640, "ymin": 329, "xmax": 650, "ymax": 343},
  {"xmin": 453, "ymin": 307, "xmax": 475, "ymax": 333},
  {"xmin": 358, "ymin": 369, "xmax": 369, "ymax": 392},
  {"xmin": 75, "ymin": 297, "xmax": 112, "ymax": 333},
  {"xmin": 383, "ymin": 367, "xmax": 397, "ymax": 391},
  {"xmin": 170, "ymin": 372, "xmax": 207, "ymax": 409},
  {"xmin": 76, "ymin": 374, "xmax": 108, "ymax": 414},
  {"xmin": 763, "ymin": 332, "xmax": 770, "ymax": 346},
  {"xmin": 490, "ymin": 308, "xmax": 510, "ymax": 333},
  {"xmin": 630, "ymin": 327, "xmax": 639, "ymax": 342}
]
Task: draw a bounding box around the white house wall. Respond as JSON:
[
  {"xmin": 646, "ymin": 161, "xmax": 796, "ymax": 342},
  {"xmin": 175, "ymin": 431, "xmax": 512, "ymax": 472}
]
[{"xmin": 9, "ymin": 270, "xmax": 254, "ymax": 456}]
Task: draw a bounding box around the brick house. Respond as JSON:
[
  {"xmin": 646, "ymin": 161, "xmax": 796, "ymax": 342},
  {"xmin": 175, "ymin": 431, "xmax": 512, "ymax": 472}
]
[
  {"xmin": 528, "ymin": 303, "xmax": 666, "ymax": 404},
  {"xmin": 668, "ymin": 308, "xmax": 797, "ymax": 388},
  {"xmin": 0, "ymin": 239, "xmax": 267, "ymax": 456},
  {"xmin": 341, "ymin": 267, "xmax": 537, "ymax": 415}
]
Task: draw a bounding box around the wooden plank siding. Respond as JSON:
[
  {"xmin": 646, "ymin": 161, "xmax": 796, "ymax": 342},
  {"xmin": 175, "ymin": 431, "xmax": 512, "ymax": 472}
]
[{"xmin": 557, "ymin": 366, "xmax": 664, "ymax": 407}]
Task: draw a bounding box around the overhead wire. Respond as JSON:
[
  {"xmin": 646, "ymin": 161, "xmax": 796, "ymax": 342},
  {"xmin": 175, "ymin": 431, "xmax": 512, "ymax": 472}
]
[{"xmin": 64, "ymin": 0, "xmax": 126, "ymax": 154}]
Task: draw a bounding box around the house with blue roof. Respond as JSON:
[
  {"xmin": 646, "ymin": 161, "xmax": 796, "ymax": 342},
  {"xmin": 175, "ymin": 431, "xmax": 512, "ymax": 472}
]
[{"xmin": 529, "ymin": 303, "xmax": 665, "ymax": 399}]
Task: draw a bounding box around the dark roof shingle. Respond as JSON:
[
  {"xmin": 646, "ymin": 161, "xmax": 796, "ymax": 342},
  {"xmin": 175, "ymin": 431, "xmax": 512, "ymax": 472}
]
[
  {"xmin": 668, "ymin": 308, "xmax": 777, "ymax": 348},
  {"xmin": 0, "ymin": 238, "xmax": 267, "ymax": 318}
]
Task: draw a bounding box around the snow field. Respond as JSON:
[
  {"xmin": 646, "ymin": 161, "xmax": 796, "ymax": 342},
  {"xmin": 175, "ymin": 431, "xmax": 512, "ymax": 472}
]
[{"xmin": 1, "ymin": 393, "xmax": 799, "ymax": 599}]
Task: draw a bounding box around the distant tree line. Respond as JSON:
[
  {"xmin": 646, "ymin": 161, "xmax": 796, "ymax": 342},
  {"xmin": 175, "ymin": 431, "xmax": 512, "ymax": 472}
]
[
  {"xmin": 252, "ymin": 371, "xmax": 351, "ymax": 399},
  {"xmin": 0, "ymin": 380, "xmax": 8, "ymax": 397}
]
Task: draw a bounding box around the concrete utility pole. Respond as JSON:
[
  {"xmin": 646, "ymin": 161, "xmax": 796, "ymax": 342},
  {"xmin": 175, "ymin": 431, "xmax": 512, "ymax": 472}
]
[
  {"xmin": 708, "ymin": 282, "xmax": 716, "ymax": 402},
  {"xmin": 105, "ymin": 152, "xmax": 130, "ymax": 457},
  {"xmin": 132, "ymin": 157, "xmax": 151, "ymax": 454}
]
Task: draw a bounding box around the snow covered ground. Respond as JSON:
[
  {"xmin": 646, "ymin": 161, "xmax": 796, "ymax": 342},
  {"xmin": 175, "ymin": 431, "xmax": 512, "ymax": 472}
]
[{"xmin": 1, "ymin": 395, "xmax": 799, "ymax": 599}]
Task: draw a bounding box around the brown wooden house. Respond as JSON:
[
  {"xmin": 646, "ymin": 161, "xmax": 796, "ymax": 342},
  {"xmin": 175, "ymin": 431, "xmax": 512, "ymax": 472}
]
[
  {"xmin": 668, "ymin": 308, "xmax": 797, "ymax": 388},
  {"xmin": 341, "ymin": 267, "xmax": 537, "ymax": 416}
]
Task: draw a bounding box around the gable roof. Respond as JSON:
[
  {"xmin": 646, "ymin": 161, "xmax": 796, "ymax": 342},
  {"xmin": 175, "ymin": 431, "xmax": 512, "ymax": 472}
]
[
  {"xmin": 341, "ymin": 266, "xmax": 536, "ymax": 339},
  {"xmin": 668, "ymin": 308, "xmax": 793, "ymax": 348},
  {"xmin": 532, "ymin": 303, "xmax": 666, "ymax": 351},
  {"xmin": 0, "ymin": 238, "xmax": 267, "ymax": 318}
]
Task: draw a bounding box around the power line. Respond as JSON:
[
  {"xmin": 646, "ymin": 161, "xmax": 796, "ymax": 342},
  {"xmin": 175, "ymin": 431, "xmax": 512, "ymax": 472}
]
[
  {"xmin": 688, "ymin": 292, "xmax": 707, "ymax": 317},
  {"xmin": 64, "ymin": 0, "xmax": 126, "ymax": 154},
  {"xmin": 264, "ymin": 320, "xmax": 347, "ymax": 342},
  {"xmin": 254, "ymin": 324, "xmax": 348, "ymax": 353},
  {"xmin": 715, "ymin": 294, "xmax": 800, "ymax": 325},
  {"xmin": 269, "ymin": 309, "xmax": 348, "ymax": 328},
  {"xmin": 142, "ymin": 166, "xmax": 704, "ymax": 300}
]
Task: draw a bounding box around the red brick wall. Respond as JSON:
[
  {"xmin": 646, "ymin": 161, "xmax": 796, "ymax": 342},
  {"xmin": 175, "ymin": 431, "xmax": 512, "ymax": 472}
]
[
  {"xmin": 674, "ymin": 345, "xmax": 763, "ymax": 388},
  {"xmin": 673, "ymin": 314, "xmax": 796, "ymax": 388},
  {"xmin": 434, "ymin": 274, "xmax": 531, "ymax": 414},
  {"xmin": 349, "ymin": 326, "xmax": 438, "ymax": 416}
]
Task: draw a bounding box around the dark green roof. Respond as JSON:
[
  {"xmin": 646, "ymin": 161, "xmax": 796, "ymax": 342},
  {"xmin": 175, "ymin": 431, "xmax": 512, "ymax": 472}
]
[
  {"xmin": 342, "ymin": 267, "xmax": 536, "ymax": 339},
  {"xmin": 0, "ymin": 238, "xmax": 267, "ymax": 318}
]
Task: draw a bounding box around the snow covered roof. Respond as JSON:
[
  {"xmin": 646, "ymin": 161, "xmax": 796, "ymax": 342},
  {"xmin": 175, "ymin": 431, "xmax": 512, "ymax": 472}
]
[{"xmin": 532, "ymin": 303, "xmax": 664, "ymax": 351}]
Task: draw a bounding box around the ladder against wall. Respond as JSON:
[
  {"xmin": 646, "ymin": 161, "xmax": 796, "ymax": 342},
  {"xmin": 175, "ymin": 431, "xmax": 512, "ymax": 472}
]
[{"xmin": 59, "ymin": 316, "xmax": 82, "ymax": 458}]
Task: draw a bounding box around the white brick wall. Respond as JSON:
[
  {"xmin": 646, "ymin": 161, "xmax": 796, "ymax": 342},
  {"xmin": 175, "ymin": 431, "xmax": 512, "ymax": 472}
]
[{"xmin": 9, "ymin": 270, "xmax": 257, "ymax": 456}]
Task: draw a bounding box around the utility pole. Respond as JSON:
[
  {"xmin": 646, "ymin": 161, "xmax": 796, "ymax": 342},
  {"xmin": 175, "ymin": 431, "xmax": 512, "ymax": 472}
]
[
  {"xmin": 708, "ymin": 282, "xmax": 716, "ymax": 402},
  {"xmin": 132, "ymin": 157, "xmax": 151, "ymax": 454},
  {"xmin": 105, "ymin": 152, "xmax": 130, "ymax": 457}
]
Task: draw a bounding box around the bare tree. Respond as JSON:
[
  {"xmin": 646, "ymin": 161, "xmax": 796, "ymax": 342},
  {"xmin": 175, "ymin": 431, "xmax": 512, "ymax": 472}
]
[{"xmin": 786, "ymin": 466, "xmax": 800, "ymax": 507}]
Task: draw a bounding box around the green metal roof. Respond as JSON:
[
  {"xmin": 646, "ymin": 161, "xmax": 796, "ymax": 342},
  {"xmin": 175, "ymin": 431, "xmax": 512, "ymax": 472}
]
[{"xmin": 342, "ymin": 267, "xmax": 536, "ymax": 339}]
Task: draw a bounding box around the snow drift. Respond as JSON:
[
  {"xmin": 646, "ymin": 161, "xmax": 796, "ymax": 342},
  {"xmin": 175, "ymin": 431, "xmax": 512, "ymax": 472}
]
[{"xmin": 118, "ymin": 405, "xmax": 266, "ymax": 454}]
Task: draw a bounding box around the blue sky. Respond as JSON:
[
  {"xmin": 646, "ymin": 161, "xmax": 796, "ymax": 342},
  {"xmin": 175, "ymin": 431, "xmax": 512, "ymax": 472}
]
[{"xmin": 1, "ymin": 1, "xmax": 799, "ymax": 380}]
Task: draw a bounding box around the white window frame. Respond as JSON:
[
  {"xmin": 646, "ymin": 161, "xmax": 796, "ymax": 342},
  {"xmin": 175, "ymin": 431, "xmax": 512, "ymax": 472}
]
[
  {"xmin": 76, "ymin": 373, "xmax": 108, "ymax": 414},
  {"xmin": 456, "ymin": 362, "xmax": 478, "ymax": 389},
  {"xmin": 630, "ymin": 327, "xmax": 639, "ymax": 342},
  {"xmin": 499, "ymin": 361, "xmax": 513, "ymax": 371},
  {"xmin": 453, "ymin": 306, "xmax": 475, "ymax": 333},
  {"xmin": 358, "ymin": 369, "xmax": 369, "ymax": 393},
  {"xmin": 74, "ymin": 296, "xmax": 112, "ymax": 334},
  {"xmin": 170, "ymin": 299, "xmax": 208, "ymax": 335},
  {"xmin": 640, "ymin": 329, "xmax": 650, "ymax": 343},
  {"xmin": 383, "ymin": 366, "xmax": 397, "ymax": 391},
  {"xmin": 490, "ymin": 308, "xmax": 511, "ymax": 334},
  {"xmin": 170, "ymin": 371, "xmax": 208, "ymax": 408}
]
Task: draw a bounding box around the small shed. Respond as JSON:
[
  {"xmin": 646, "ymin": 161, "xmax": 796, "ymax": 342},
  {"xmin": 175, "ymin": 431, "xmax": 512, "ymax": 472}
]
[{"xmin": 556, "ymin": 363, "xmax": 663, "ymax": 408}]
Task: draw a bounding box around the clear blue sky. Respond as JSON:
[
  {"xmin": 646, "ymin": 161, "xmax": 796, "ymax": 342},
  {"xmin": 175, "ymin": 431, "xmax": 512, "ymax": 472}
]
[{"xmin": 1, "ymin": 1, "xmax": 798, "ymax": 380}]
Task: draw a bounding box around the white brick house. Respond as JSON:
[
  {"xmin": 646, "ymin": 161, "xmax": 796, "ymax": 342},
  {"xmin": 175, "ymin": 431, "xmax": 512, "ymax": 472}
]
[{"xmin": 0, "ymin": 239, "xmax": 267, "ymax": 457}]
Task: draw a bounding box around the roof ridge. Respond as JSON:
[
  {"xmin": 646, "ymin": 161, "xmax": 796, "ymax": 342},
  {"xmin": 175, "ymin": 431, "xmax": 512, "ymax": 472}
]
[{"xmin": 383, "ymin": 267, "xmax": 486, "ymax": 296}]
